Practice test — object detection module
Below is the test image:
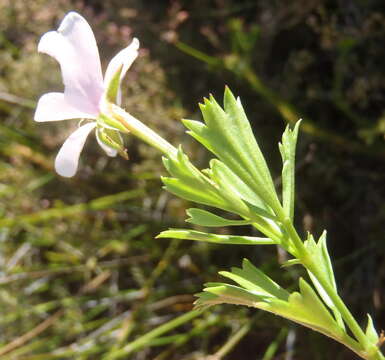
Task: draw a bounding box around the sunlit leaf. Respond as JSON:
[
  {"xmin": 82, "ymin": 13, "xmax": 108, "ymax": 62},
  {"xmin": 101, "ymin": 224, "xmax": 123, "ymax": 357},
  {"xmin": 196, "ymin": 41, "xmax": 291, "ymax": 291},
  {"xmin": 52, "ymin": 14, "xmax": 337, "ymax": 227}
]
[
  {"xmin": 157, "ymin": 229, "xmax": 276, "ymax": 245},
  {"xmin": 186, "ymin": 208, "xmax": 251, "ymax": 227}
]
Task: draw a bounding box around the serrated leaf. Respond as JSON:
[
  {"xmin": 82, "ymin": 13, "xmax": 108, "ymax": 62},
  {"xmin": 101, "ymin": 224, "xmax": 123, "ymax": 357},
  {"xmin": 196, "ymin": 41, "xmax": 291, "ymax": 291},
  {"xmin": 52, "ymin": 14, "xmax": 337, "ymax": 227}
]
[
  {"xmin": 194, "ymin": 283, "xmax": 263, "ymax": 309},
  {"xmin": 182, "ymin": 119, "xmax": 216, "ymax": 154},
  {"xmin": 195, "ymin": 264, "xmax": 348, "ymax": 347},
  {"xmin": 161, "ymin": 148, "xmax": 283, "ymax": 242},
  {"xmin": 157, "ymin": 229, "xmax": 276, "ymax": 245},
  {"xmin": 269, "ymin": 279, "xmax": 343, "ymax": 337},
  {"xmin": 209, "ymin": 159, "xmax": 275, "ymax": 219},
  {"xmin": 365, "ymin": 314, "xmax": 379, "ymax": 345},
  {"xmin": 162, "ymin": 177, "xmax": 224, "ymax": 209},
  {"xmin": 183, "ymin": 88, "xmax": 282, "ymax": 213},
  {"xmin": 186, "ymin": 208, "xmax": 251, "ymax": 227},
  {"xmin": 219, "ymin": 259, "xmax": 289, "ymax": 300},
  {"xmin": 162, "ymin": 148, "xmax": 251, "ymax": 216},
  {"xmin": 305, "ymin": 231, "xmax": 345, "ymax": 330},
  {"xmin": 207, "ymin": 159, "xmax": 251, "ymax": 216},
  {"xmin": 161, "ymin": 149, "xmax": 229, "ymax": 210}
]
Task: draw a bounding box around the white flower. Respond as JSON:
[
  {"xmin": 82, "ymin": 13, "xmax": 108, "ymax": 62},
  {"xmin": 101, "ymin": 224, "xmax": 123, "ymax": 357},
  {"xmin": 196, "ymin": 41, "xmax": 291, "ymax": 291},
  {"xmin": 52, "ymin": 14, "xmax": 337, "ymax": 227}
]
[{"xmin": 34, "ymin": 11, "xmax": 139, "ymax": 177}]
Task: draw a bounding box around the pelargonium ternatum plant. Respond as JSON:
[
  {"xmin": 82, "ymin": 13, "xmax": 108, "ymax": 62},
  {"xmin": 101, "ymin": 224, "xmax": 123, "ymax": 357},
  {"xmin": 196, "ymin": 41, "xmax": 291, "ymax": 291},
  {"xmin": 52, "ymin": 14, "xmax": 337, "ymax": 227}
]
[{"xmin": 34, "ymin": 11, "xmax": 384, "ymax": 360}]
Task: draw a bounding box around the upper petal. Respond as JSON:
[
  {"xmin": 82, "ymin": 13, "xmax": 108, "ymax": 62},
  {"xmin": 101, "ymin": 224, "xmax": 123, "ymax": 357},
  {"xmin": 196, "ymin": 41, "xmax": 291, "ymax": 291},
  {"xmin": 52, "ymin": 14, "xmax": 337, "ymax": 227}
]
[
  {"xmin": 54, "ymin": 122, "xmax": 96, "ymax": 177},
  {"xmin": 104, "ymin": 38, "xmax": 139, "ymax": 104},
  {"xmin": 34, "ymin": 92, "xmax": 97, "ymax": 122},
  {"xmin": 38, "ymin": 12, "xmax": 104, "ymax": 115}
]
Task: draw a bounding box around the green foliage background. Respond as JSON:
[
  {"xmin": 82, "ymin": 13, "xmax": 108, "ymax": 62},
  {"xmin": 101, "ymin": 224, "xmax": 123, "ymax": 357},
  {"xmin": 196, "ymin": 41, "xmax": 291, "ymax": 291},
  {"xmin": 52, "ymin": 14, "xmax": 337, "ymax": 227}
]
[{"xmin": 0, "ymin": 0, "xmax": 384, "ymax": 359}]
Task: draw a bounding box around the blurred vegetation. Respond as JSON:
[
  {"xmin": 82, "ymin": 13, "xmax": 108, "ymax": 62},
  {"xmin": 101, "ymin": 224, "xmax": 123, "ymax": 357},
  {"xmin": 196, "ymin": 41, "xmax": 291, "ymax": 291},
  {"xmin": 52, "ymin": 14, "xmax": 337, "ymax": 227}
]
[{"xmin": 0, "ymin": 0, "xmax": 384, "ymax": 359}]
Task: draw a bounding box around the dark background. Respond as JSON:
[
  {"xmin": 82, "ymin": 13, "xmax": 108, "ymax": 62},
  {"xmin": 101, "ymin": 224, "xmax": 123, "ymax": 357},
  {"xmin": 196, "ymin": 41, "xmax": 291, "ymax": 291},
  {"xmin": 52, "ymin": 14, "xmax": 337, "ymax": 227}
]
[{"xmin": 0, "ymin": 0, "xmax": 384, "ymax": 359}]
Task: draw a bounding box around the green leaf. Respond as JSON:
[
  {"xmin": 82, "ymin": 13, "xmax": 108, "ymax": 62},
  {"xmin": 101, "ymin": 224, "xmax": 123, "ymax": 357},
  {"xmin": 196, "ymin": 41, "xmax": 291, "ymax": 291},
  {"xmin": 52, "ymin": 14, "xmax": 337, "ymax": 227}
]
[
  {"xmin": 208, "ymin": 159, "xmax": 275, "ymax": 219},
  {"xmin": 278, "ymin": 121, "xmax": 301, "ymax": 221},
  {"xmin": 181, "ymin": 119, "xmax": 215, "ymax": 153},
  {"xmin": 219, "ymin": 259, "xmax": 289, "ymax": 300},
  {"xmin": 305, "ymin": 231, "xmax": 345, "ymax": 330},
  {"xmin": 186, "ymin": 208, "xmax": 251, "ymax": 227},
  {"xmin": 206, "ymin": 159, "xmax": 252, "ymax": 217},
  {"xmin": 195, "ymin": 261, "xmax": 348, "ymax": 345},
  {"xmin": 268, "ymin": 279, "xmax": 343, "ymax": 338},
  {"xmin": 161, "ymin": 147, "xmax": 253, "ymax": 215},
  {"xmin": 162, "ymin": 177, "xmax": 223, "ymax": 209},
  {"xmin": 161, "ymin": 148, "xmax": 283, "ymax": 242},
  {"xmin": 157, "ymin": 229, "xmax": 276, "ymax": 245},
  {"xmin": 281, "ymin": 258, "xmax": 301, "ymax": 267},
  {"xmin": 365, "ymin": 314, "xmax": 379, "ymax": 345},
  {"xmin": 183, "ymin": 88, "xmax": 282, "ymax": 214},
  {"xmin": 161, "ymin": 149, "xmax": 231, "ymax": 211},
  {"xmin": 195, "ymin": 283, "xmax": 263, "ymax": 309}
]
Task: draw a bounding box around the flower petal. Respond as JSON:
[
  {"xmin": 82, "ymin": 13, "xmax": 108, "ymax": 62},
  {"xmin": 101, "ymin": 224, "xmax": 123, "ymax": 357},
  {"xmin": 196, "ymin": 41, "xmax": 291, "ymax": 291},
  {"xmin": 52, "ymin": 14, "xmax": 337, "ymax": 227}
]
[
  {"xmin": 104, "ymin": 38, "xmax": 139, "ymax": 104},
  {"xmin": 34, "ymin": 92, "xmax": 97, "ymax": 122},
  {"xmin": 55, "ymin": 122, "xmax": 96, "ymax": 177},
  {"xmin": 96, "ymin": 129, "xmax": 118, "ymax": 157},
  {"xmin": 38, "ymin": 12, "xmax": 104, "ymax": 115}
]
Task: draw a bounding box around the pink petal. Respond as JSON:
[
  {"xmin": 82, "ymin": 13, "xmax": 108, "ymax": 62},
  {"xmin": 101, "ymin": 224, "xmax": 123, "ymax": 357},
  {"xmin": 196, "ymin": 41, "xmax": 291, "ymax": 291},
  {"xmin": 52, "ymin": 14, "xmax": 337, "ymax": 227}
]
[
  {"xmin": 38, "ymin": 12, "xmax": 104, "ymax": 115},
  {"xmin": 104, "ymin": 38, "xmax": 139, "ymax": 104},
  {"xmin": 34, "ymin": 92, "xmax": 97, "ymax": 122},
  {"xmin": 96, "ymin": 129, "xmax": 118, "ymax": 157},
  {"xmin": 55, "ymin": 122, "xmax": 96, "ymax": 177}
]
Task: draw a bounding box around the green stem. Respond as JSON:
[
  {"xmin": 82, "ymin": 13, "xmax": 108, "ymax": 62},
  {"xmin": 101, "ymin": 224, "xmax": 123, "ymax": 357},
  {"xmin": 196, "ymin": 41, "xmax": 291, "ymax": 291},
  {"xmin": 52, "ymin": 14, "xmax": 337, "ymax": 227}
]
[
  {"xmin": 211, "ymin": 320, "xmax": 252, "ymax": 359},
  {"xmin": 111, "ymin": 105, "xmax": 178, "ymax": 159},
  {"xmin": 281, "ymin": 219, "xmax": 385, "ymax": 359},
  {"xmin": 104, "ymin": 310, "xmax": 203, "ymax": 359},
  {"xmin": 308, "ymin": 263, "xmax": 385, "ymax": 360},
  {"xmin": 310, "ymin": 265, "xmax": 368, "ymax": 346}
]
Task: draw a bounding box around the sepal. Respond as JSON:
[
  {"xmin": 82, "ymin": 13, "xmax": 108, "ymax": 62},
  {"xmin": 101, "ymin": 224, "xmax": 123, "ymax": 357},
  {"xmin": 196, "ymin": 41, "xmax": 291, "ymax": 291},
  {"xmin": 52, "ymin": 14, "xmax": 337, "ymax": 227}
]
[
  {"xmin": 97, "ymin": 112, "xmax": 130, "ymax": 133},
  {"xmin": 96, "ymin": 127, "xmax": 128, "ymax": 159}
]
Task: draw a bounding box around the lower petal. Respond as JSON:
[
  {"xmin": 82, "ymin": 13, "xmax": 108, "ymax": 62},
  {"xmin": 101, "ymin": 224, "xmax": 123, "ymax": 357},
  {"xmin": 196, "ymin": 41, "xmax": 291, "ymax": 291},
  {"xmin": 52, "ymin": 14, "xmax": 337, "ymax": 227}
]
[
  {"xmin": 55, "ymin": 122, "xmax": 96, "ymax": 177},
  {"xmin": 34, "ymin": 92, "xmax": 96, "ymax": 122}
]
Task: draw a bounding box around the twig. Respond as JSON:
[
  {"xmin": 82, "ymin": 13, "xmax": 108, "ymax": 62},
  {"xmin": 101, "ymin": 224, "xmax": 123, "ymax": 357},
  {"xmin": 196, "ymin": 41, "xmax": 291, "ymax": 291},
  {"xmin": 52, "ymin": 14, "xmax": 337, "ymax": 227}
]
[{"xmin": 0, "ymin": 310, "xmax": 63, "ymax": 356}]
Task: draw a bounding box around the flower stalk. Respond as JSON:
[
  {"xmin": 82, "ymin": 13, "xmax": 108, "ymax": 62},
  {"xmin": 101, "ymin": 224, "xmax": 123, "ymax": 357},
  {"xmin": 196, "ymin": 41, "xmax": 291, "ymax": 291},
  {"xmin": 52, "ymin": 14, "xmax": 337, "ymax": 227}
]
[{"xmin": 110, "ymin": 104, "xmax": 178, "ymax": 158}]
